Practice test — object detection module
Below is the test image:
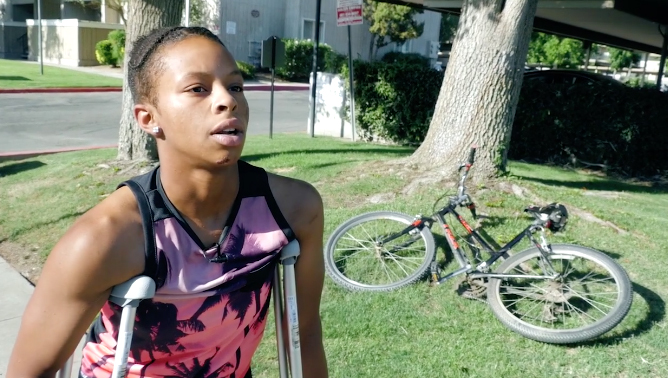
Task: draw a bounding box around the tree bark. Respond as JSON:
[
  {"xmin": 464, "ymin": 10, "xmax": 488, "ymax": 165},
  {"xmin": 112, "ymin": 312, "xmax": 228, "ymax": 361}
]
[
  {"xmin": 117, "ymin": 0, "xmax": 185, "ymax": 161},
  {"xmin": 408, "ymin": 0, "xmax": 538, "ymax": 181}
]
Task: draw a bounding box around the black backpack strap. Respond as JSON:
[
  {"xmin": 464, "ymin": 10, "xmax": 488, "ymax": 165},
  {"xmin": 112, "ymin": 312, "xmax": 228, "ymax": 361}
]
[{"xmin": 119, "ymin": 179, "xmax": 158, "ymax": 280}]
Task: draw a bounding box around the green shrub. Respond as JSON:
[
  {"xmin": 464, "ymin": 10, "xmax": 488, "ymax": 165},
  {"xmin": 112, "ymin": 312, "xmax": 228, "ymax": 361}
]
[
  {"xmin": 324, "ymin": 49, "xmax": 347, "ymax": 74},
  {"xmin": 343, "ymin": 59, "xmax": 444, "ymax": 145},
  {"xmin": 511, "ymin": 79, "xmax": 668, "ymax": 176},
  {"xmin": 237, "ymin": 61, "xmax": 256, "ymax": 80},
  {"xmin": 275, "ymin": 39, "xmax": 330, "ymax": 82},
  {"xmin": 380, "ymin": 51, "xmax": 432, "ymax": 68},
  {"xmin": 108, "ymin": 29, "xmax": 126, "ymax": 64},
  {"xmin": 95, "ymin": 40, "xmax": 117, "ymax": 67},
  {"xmin": 624, "ymin": 76, "xmax": 656, "ymax": 89}
]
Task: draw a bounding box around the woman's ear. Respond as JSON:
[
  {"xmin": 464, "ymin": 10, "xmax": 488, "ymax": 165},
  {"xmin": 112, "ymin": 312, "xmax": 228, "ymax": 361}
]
[{"xmin": 134, "ymin": 103, "xmax": 158, "ymax": 135}]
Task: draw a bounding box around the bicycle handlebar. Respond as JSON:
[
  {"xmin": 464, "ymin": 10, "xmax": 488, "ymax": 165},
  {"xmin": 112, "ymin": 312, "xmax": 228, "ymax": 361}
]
[
  {"xmin": 467, "ymin": 146, "xmax": 477, "ymax": 166},
  {"xmin": 453, "ymin": 145, "xmax": 478, "ymax": 216}
]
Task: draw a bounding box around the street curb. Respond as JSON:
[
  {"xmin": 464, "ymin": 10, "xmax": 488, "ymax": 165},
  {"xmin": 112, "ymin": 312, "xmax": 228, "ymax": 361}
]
[
  {"xmin": 0, "ymin": 84, "xmax": 309, "ymax": 94},
  {"xmin": 0, "ymin": 144, "xmax": 117, "ymax": 162},
  {"xmin": 0, "ymin": 87, "xmax": 122, "ymax": 94}
]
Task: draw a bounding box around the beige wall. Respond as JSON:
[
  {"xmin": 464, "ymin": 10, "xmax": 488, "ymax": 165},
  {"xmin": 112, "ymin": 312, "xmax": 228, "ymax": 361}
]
[
  {"xmin": 78, "ymin": 25, "xmax": 116, "ymax": 66},
  {"xmin": 26, "ymin": 19, "xmax": 123, "ymax": 66}
]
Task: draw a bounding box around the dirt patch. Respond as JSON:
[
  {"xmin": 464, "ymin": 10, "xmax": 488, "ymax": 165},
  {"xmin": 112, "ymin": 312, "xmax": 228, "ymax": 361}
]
[
  {"xmin": 0, "ymin": 241, "xmax": 41, "ymax": 286},
  {"xmin": 496, "ymin": 181, "xmax": 629, "ymax": 235}
]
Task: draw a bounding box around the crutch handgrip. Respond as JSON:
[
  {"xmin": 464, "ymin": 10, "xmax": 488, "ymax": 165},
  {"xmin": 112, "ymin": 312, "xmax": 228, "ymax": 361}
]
[
  {"xmin": 56, "ymin": 276, "xmax": 156, "ymax": 378},
  {"xmin": 109, "ymin": 276, "xmax": 156, "ymax": 378},
  {"xmin": 109, "ymin": 275, "xmax": 156, "ymax": 307},
  {"xmin": 280, "ymin": 239, "xmax": 301, "ymax": 265}
]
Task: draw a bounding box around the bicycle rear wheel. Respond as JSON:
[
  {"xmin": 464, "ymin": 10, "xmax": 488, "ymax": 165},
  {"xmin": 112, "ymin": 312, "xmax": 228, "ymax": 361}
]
[
  {"xmin": 324, "ymin": 211, "xmax": 436, "ymax": 292},
  {"xmin": 487, "ymin": 244, "xmax": 632, "ymax": 344}
]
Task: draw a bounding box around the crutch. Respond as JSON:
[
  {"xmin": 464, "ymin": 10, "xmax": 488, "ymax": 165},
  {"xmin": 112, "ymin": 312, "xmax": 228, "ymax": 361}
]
[
  {"xmin": 56, "ymin": 276, "xmax": 156, "ymax": 378},
  {"xmin": 272, "ymin": 239, "xmax": 303, "ymax": 378}
]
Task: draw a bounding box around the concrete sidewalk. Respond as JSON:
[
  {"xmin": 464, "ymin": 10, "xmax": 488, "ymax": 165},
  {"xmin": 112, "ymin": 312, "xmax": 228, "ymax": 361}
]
[{"xmin": 0, "ymin": 257, "xmax": 84, "ymax": 378}]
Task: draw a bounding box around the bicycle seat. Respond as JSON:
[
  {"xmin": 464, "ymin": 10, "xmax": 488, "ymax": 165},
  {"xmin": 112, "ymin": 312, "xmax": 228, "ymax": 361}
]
[{"xmin": 524, "ymin": 203, "xmax": 569, "ymax": 232}]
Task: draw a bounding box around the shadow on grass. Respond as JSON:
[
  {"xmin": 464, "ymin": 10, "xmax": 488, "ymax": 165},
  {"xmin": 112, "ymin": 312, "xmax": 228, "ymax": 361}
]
[
  {"xmin": 573, "ymin": 281, "xmax": 665, "ymax": 348},
  {"xmin": 0, "ymin": 75, "xmax": 31, "ymax": 81},
  {"xmin": 598, "ymin": 249, "xmax": 623, "ymax": 260},
  {"xmin": 513, "ymin": 175, "xmax": 668, "ymax": 194},
  {"xmin": 0, "ymin": 161, "xmax": 46, "ymax": 177},
  {"xmin": 10, "ymin": 211, "xmax": 86, "ymax": 239},
  {"xmin": 242, "ymin": 148, "xmax": 414, "ymax": 163}
]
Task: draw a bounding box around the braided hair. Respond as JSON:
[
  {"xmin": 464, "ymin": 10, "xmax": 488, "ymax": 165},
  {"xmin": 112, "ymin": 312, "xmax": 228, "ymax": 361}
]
[{"xmin": 127, "ymin": 26, "xmax": 226, "ymax": 105}]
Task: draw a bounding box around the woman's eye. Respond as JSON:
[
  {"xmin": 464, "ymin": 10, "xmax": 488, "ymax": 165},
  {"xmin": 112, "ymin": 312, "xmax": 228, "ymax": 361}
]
[
  {"xmin": 230, "ymin": 85, "xmax": 244, "ymax": 93},
  {"xmin": 190, "ymin": 86, "xmax": 207, "ymax": 93}
]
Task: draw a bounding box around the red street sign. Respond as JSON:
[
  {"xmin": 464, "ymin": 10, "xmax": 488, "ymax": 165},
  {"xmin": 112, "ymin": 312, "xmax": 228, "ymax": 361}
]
[{"xmin": 337, "ymin": 5, "xmax": 363, "ymax": 26}]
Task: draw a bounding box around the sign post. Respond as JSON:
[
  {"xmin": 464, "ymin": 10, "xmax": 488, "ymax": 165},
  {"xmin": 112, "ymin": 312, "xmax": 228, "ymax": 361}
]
[
  {"xmin": 37, "ymin": 0, "xmax": 43, "ymax": 75},
  {"xmin": 261, "ymin": 36, "xmax": 286, "ymax": 139},
  {"xmin": 337, "ymin": 0, "xmax": 363, "ymax": 141}
]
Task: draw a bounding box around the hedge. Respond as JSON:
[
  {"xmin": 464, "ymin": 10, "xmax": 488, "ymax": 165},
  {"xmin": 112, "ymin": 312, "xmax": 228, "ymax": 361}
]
[
  {"xmin": 344, "ymin": 57, "xmax": 668, "ymax": 177},
  {"xmin": 511, "ymin": 79, "xmax": 668, "ymax": 176},
  {"xmin": 344, "ymin": 58, "xmax": 444, "ymax": 145}
]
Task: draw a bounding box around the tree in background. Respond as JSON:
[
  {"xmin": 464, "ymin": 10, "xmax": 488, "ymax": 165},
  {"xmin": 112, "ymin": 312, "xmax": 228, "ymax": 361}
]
[
  {"xmin": 439, "ymin": 13, "xmax": 459, "ymax": 45},
  {"xmin": 184, "ymin": 0, "xmax": 218, "ymax": 29},
  {"xmin": 608, "ymin": 47, "xmax": 641, "ymax": 72},
  {"xmin": 117, "ymin": 0, "xmax": 185, "ymax": 161},
  {"xmin": 408, "ymin": 0, "xmax": 538, "ymax": 180},
  {"xmin": 527, "ymin": 32, "xmax": 585, "ymax": 69},
  {"xmin": 362, "ymin": 0, "xmax": 424, "ymax": 60}
]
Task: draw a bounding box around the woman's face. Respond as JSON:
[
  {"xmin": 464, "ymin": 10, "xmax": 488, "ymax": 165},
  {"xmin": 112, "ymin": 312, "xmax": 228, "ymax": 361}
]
[{"xmin": 147, "ymin": 36, "xmax": 250, "ymax": 167}]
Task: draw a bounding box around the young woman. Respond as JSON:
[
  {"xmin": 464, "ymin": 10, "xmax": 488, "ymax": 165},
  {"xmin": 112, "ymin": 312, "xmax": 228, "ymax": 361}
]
[{"xmin": 8, "ymin": 26, "xmax": 328, "ymax": 378}]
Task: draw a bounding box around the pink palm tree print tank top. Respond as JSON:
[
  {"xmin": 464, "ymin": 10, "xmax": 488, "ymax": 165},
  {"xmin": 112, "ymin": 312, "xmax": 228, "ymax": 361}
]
[{"xmin": 79, "ymin": 161, "xmax": 294, "ymax": 378}]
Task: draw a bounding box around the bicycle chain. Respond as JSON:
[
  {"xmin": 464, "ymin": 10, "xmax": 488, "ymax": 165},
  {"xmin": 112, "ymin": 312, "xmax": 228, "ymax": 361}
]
[{"xmin": 454, "ymin": 276, "xmax": 488, "ymax": 304}]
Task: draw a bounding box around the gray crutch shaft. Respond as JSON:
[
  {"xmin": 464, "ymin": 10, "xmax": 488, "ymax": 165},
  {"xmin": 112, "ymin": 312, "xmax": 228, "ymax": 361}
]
[
  {"xmin": 108, "ymin": 276, "xmax": 156, "ymax": 378},
  {"xmin": 280, "ymin": 240, "xmax": 303, "ymax": 378},
  {"xmin": 273, "ymin": 264, "xmax": 289, "ymax": 378},
  {"xmin": 55, "ymin": 276, "xmax": 156, "ymax": 378}
]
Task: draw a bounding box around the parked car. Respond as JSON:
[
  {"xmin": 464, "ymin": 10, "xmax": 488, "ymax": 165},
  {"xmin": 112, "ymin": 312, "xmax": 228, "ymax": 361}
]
[{"xmin": 523, "ymin": 69, "xmax": 625, "ymax": 87}]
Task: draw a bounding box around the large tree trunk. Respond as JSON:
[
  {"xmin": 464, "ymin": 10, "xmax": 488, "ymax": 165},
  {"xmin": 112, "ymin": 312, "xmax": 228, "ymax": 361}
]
[
  {"xmin": 408, "ymin": 0, "xmax": 538, "ymax": 181},
  {"xmin": 117, "ymin": 0, "xmax": 185, "ymax": 161}
]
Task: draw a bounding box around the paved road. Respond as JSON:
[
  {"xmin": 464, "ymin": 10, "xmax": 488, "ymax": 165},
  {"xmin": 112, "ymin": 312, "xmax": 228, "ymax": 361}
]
[{"xmin": 0, "ymin": 91, "xmax": 310, "ymax": 153}]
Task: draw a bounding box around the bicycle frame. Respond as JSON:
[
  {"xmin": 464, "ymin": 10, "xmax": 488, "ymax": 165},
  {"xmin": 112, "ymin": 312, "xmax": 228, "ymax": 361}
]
[
  {"xmin": 375, "ymin": 147, "xmax": 559, "ymax": 285},
  {"xmin": 432, "ymin": 204, "xmax": 560, "ymax": 283}
]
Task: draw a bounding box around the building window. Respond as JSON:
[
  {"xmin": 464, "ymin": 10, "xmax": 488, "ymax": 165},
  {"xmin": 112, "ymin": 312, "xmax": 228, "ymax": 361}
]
[
  {"xmin": 395, "ymin": 40, "xmax": 413, "ymax": 53},
  {"xmin": 302, "ymin": 19, "xmax": 325, "ymax": 41}
]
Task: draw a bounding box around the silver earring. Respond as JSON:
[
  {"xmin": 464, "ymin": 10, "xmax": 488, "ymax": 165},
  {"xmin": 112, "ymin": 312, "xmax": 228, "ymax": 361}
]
[{"xmin": 152, "ymin": 126, "xmax": 161, "ymax": 134}]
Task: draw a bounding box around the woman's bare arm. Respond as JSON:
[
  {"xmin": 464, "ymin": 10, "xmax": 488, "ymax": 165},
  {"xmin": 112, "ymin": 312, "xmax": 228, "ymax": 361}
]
[{"xmin": 7, "ymin": 187, "xmax": 146, "ymax": 378}]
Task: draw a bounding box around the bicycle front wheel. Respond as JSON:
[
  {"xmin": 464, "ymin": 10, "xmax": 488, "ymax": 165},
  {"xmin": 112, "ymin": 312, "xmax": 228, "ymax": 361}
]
[
  {"xmin": 487, "ymin": 244, "xmax": 632, "ymax": 344},
  {"xmin": 324, "ymin": 211, "xmax": 436, "ymax": 292}
]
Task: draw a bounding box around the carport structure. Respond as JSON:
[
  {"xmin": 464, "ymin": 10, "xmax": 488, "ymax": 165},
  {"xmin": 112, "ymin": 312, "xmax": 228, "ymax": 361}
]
[{"xmin": 380, "ymin": 0, "xmax": 668, "ymax": 87}]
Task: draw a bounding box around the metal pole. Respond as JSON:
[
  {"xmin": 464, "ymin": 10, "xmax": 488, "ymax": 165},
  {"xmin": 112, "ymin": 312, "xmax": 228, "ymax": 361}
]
[
  {"xmin": 308, "ymin": 0, "xmax": 322, "ymax": 138},
  {"xmin": 347, "ymin": 25, "xmax": 356, "ymax": 142},
  {"xmin": 642, "ymin": 52, "xmax": 649, "ymax": 83},
  {"xmin": 270, "ymin": 37, "xmax": 276, "ymax": 139},
  {"xmin": 583, "ymin": 41, "xmax": 592, "ymax": 72},
  {"xmin": 185, "ymin": 0, "xmax": 190, "ymax": 26},
  {"xmin": 657, "ymin": 25, "xmax": 667, "ymax": 90},
  {"xmin": 37, "ymin": 0, "xmax": 43, "ymax": 75}
]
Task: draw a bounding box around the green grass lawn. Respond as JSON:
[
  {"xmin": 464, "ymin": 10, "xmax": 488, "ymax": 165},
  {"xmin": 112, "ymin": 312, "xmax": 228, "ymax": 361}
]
[
  {"xmin": 0, "ymin": 59, "xmax": 122, "ymax": 89},
  {"xmin": 1, "ymin": 134, "xmax": 666, "ymax": 377}
]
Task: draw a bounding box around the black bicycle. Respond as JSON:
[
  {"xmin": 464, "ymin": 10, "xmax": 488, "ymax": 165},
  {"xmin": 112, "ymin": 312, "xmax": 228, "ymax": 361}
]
[{"xmin": 324, "ymin": 147, "xmax": 632, "ymax": 344}]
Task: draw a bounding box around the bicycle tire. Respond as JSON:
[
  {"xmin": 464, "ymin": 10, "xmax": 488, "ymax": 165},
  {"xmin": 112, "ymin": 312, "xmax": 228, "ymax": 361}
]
[
  {"xmin": 487, "ymin": 244, "xmax": 632, "ymax": 344},
  {"xmin": 324, "ymin": 211, "xmax": 436, "ymax": 292}
]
